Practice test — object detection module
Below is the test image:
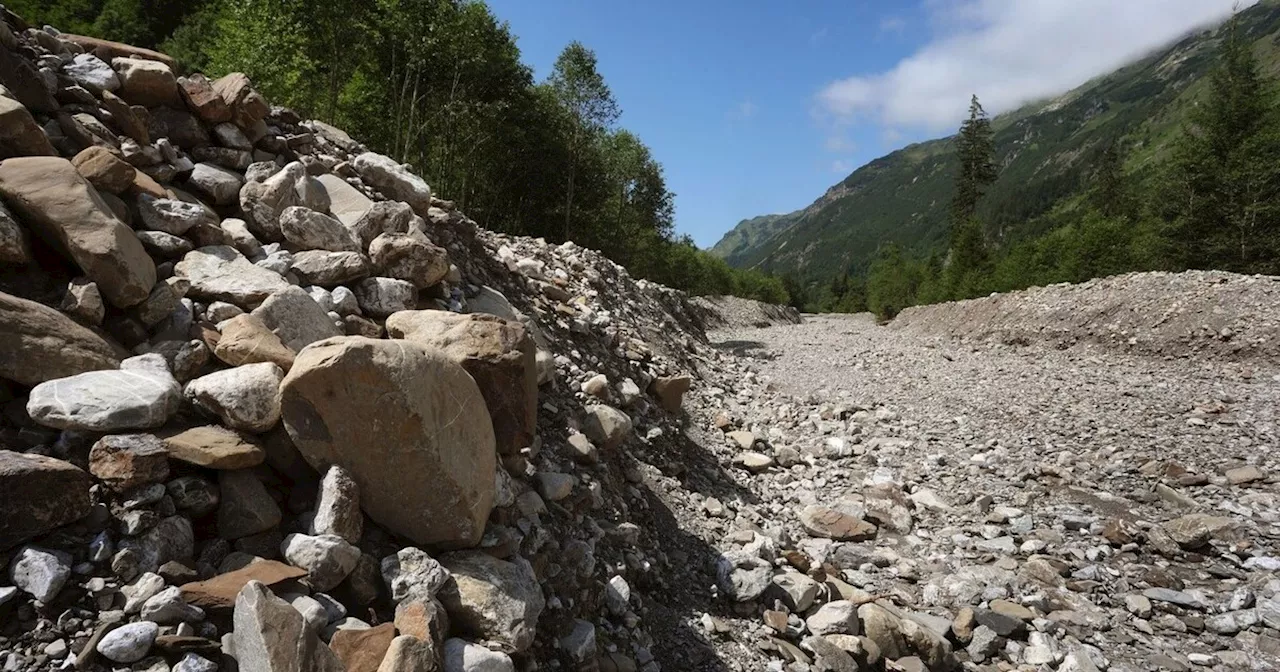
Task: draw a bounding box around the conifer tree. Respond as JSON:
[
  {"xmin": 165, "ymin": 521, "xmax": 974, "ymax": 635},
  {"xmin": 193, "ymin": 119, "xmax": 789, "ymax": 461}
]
[{"xmin": 952, "ymin": 95, "xmax": 998, "ymax": 224}]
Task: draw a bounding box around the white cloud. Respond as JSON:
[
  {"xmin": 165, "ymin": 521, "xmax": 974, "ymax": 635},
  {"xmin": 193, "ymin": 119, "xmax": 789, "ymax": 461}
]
[
  {"xmin": 831, "ymin": 159, "xmax": 854, "ymax": 174},
  {"xmin": 810, "ymin": 27, "xmax": 829, "ymax": 46},
  {"xmin": 817, "ymin": 0, "xmax": 1251, "ymax": 132}
]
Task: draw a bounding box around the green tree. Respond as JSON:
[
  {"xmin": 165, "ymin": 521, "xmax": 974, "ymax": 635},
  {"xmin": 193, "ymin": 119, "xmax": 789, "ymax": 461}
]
[
  {"xmin": 1165, "ymin": 14, "xmax": 1280, "ymax": 272},
  {"xmin": 952, "ymin": 94, "xmax": 998, "ymax": 224},
  {"xmin": 1092, "ymin": 140, "xmax": 1133, "ymax": 219},
  {"xmin": 548, "ymin": 42, "xmax": 620, "ymax": 242}
]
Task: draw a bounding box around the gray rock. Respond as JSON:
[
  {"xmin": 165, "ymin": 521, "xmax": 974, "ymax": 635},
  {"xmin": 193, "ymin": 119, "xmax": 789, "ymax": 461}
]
[
  {"xmin": 605, "ymin": 575, "xmax": 630, "ymax": 615},
  {"xmin": 26, "ymin": 355, "xmax": 181, "ymax": 431},
  {"xmin": 438, "ymin": 552, "xmax": 544, "ymax": 653},
  {"xmin": 443, "ymin": 639, "xmax": 514, "ymax": 672},
  {"xmin": 217, "ymin": 469, "xmax": 282, "ymax": 539},
  {"xmin": 138, "ymin": 195, "xmax": 216, "ymax": 235},
  {"xmin": 807, "ymin": 600, "xmax": 860, "ymax": 636},
  {"xmin": 141, "ymin": 586, "xmax": 205, "ymax": 624},
  {"xmin": 369, "ymin": 232, "xmax": 448, "ymax": 288},
  {"xmin": 290, "ymin": 250, "xmax": 372, "ymax": 286},
  {"xmin": 312, "ymin": 465, "xmax": 363, "ymax": 543},
  {"xmin": 233, "ymin": 580, "xmax": 342, "ymax": 672},
  {"xmin": 63, "ymin": 53, "xmax": 119, "ymax": 94},
  {"xmin": 966, "ymin": 624, "xmax": 1000, "ymax": 662},
  {"xmin": 122, "ymin": 572, "xmax": 167, "ymax": 614},
  {"xmin": 172, "ymin": 653, "xmax": 218, "ymax": 672},
  {"xmin": 176, "ymin": 246, "xmax": 291, "ymax": 309},
  {"xmin": 558, "ymin": 620, "xmax": 596, "ymax": 663},
  {"xmin": 347, "ymin": 200, "xmax": 414, "ymax": 250},
  {"xmin": 185, "ymin": 362, "xmax": 284, "ymax": 433},
  {"xmin": 581, "ymin": 405, "xmax": 632, "ymax": 450},
  {"xmin": 1143, "ymin": 587, "xmax": 1208, "ymax": 610},
  {"xmin": 10, "ymin": 546, "xmax": 72, "ymax": 602},
  {"xmin": 251, "ymin": 286, "xmax": 342, "ymax": 352},
  {"xmin": 716, "ymin": 551, "xmax": 773, "ymax": 602},
  {"xmin": 352, "ymin": 277, "xmax": 416, "ymax": 318},
  {"xmin": 96, "ymin": 621, "xmax": 159, "ymax": 663},
  {"xmin": 119, "ymin": 515, "xmax": 194, "ymax": 573},
  {"xmin": 282, "ymin": 592, "xmax": 328, "ymax": 633},
  {"xmin": 187, "ymin": 162, "xmax": 244, "ymax": 206},
  {"xmin": 352, "ymin": 152, "xmax": 432, "ymax": 214},
  {"xmin": 280, "ymin": 206, "xmax": 360, "ymax": 252},
  {"xmin": 315, "ymin": 174, "xmax": 373, "ymax": 228},
  {"xmin": 1205, "ymin": 608, "xmax": 1258, "ymax": 634},
  {"xmin": 281, "ymin": 533, "xmax": 360, "ymax": 593},
  {"xmin": 769, "ymin": 572, "xmax": 819, "ymax": 612},
  {"xmin": 382, "ymin": 547, "xmax": 450, "ymax": 602},
  {"xmin": 167, "ymin": 476, "xmax": 220, "ymax": 516}
]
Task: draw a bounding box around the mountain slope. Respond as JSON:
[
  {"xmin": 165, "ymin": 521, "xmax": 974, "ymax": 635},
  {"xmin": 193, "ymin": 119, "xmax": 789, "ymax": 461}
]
[{"xmin": 712, "ymin": 0, "xmax": 1280, "ymax": 281}]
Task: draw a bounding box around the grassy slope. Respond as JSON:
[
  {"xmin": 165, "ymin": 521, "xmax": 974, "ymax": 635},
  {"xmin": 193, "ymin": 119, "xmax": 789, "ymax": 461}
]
[{"xmin": 710, "ymin": 1, "xmax": 1280, "ymax": 282}]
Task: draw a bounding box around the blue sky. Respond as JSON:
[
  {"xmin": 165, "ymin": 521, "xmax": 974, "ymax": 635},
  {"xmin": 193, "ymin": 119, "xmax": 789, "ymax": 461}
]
[{"xmin": 487, "ymin": 0, "xmax": 1245, "ymax": 248}]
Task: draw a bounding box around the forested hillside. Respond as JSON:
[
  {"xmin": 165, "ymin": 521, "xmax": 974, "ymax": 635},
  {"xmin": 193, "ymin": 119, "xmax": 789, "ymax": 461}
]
[
  {"xmin": 713, "ymin": 0, "xmax": 1280, "ymax": 313},
  {"xmin": 12, "ymin": 0, "xmax": 791, "ymax": 304}
]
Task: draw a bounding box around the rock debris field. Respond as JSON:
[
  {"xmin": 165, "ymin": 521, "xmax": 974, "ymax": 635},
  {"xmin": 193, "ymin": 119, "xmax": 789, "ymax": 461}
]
[{"xmin": 1, "ymin": 7, "xmax": 1280, "ymax": 672}]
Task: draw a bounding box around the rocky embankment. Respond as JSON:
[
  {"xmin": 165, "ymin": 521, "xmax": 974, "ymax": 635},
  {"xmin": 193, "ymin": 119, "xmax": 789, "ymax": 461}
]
[
  {"xmin": 0, "ymin": 10, "xmax": 722, "ymax": 672},
  {"xmin": 890, "ymin": 271, "xmax": 1280, "ymax": 359}
]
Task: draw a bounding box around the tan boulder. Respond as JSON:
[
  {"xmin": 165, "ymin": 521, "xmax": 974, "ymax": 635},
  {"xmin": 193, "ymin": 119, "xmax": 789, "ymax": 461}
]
[
  {"xmin": 0, "ymin": 95, "xmax": 55, "ymax": 158},
  {"xmin": 178, "ymin": 73, "xmax": 232, "ymax": 124},
  {"xmin": 330, "ymin": 623, "xmax": 395, "ymax": 672},
  {"xmin": 385, "ymin": 311, "xmax": 535, "ymax": 456},
  {"xmin": 60, "ymin": 34, "xmax": 176, "ymax": 70},
  {"xmin": 212, "ymin": 313, "xmax": 297, "ymax": 371},
  {"xmin": 212, "ymin": 73, "xmax": 269, "ymax": 128},
  {"xmin": 111, "ymin": 57, "xmax": 181, "ymax": 108},
  {"xmin": 162, "ymin": 425, "xmax": 266, "ymax": 470},
  {"xmin": 0, "ymin": 290, "xmax": 123, "ymax": 386},
  {"xmin": 280, "ymin": 337, "xmax": 496, "ymax": 548},
  {"xmin": 71, "ymin": 146, "xmax": 136, "ymax": 194},
  {"xmin": 648, "ymin": 375, "xmax": 691, "ymax": 413},
  {"xmin": 0, "ymin": 157, "xmax": 155, "ymax": 307},
  {"xmin": 180, "ymin": 560, "xmax": 306, "ymax": 612}
]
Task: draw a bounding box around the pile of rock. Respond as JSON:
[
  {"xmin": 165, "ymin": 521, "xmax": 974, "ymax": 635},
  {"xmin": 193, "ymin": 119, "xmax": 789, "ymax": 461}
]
[{"xmin": 0, "ymin": 11, "xmax": 703, "ymax": 672}]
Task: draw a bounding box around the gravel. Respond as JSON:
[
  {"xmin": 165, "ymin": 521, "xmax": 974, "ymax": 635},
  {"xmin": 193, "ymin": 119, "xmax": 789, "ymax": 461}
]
[{"xmin": 679, "ymin": 272, "xmax": 1280, "ymax": 671}]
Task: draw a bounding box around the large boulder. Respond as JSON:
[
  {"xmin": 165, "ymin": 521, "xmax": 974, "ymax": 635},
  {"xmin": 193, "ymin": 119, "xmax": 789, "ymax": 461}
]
[
  {"xmin": 0, "ymin": 452, "xmax": 92, "ymax": 549},
  {"xmin": 63, "ymin": 53, "xmax": 120, "ymax": 94},
  {"xmin": 280, "ymin": 337, "xmax": 496, "ymax": 548},
  {"xmin": 0, "ymin": 157, "xmax": 155, "ymax": 307},
  {"xmin": 175, "ymin": 246, "xmax": 290, "ymax": 308},
  {"xmin": 111, "ymin": 57, "xmax": 181, "ymax": 108},
  {"xmin": 0, "ymin": 95, "xmax": 56, "ymax": 158},
  {"xmin": 26, "ymin": 354, "xmax": 182, "ymax": 431},
  {"xmin": 280, "ymin": 206, "xmax": 360, "ymax": 252},
  {"xmin": 437, "ymin": 552, "xmax": 544, "ymax": 654},
  {"xmin": 315, "ymin": 174, "xmax": 372, "ymax": 228},
  {"xmin": 386, "ymin": 311, "xmax": 535, "ymax": 457},
  {"xmin": 351, "ymin": 153, "xmax": 432, "ymax": 215},
  {"xmin": 250, "ymin": 286, "xmax": 342, "ymax": 352},
  {"xmin": 233, "ymin": 580, "xmax": 342, "ymax": 672},
  {"xmin": 71, "ymin": 146, "xmax": 136, "ymax": 194},
  {"xmin": 369, "ymin": 232, "xmax": 449, "ymax": 288},
  {"xmin": 185, "ymin": 363, "xmax": 284, "ymax": 433},
  {"xmin": 0, "ymin": 290, "xmax": 123, "ymax": 386},
  {"xmin": 212, "ymin": 313, "xmax": 297, "ymax": 371}
]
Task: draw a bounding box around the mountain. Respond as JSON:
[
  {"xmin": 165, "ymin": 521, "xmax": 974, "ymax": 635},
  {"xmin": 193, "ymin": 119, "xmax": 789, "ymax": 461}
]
[{"xmin": 710, "ymin": 0, "xmax": 1280, "ymax": 282}]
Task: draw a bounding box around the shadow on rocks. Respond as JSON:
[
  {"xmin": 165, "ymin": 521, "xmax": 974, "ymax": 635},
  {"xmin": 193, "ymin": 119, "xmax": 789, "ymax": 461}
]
[{"xmin": 615, "ymin": 424, "xmax": 763, "ymax": 671}]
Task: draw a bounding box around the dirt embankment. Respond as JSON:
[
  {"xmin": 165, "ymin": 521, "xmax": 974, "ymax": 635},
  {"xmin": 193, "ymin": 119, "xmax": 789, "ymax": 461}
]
[{"xmin": 889, "ymin": 270, "xmax": 1280, "ymax": 359}]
